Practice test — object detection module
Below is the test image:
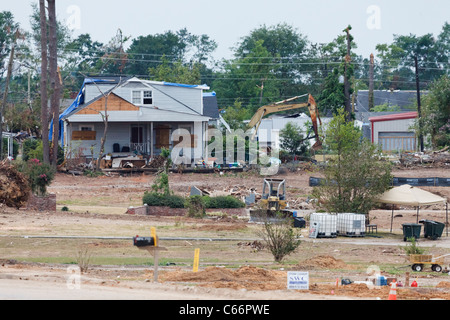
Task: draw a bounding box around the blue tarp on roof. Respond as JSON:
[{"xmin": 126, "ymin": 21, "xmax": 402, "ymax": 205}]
[
  {"xmin": 162, "ymin": 82, "xmax": 200, "ymax": 88},
  {"xmin": 49, "ymin": 78, "xmax": 118, "ymax": 143}
]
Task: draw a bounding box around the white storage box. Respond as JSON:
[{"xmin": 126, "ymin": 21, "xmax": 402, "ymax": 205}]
[
  {"xmin": 337, "ymin": 213, "xmax": 366, "ymax": 237},
  {"xmin": 309, "ymin": 213, "xmax": 337, "ymax": 238}
]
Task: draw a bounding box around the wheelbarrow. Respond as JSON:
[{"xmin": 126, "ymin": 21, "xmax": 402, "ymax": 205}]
[{"xmin": 409, "ymin": 254, "xmax": 450, "ymax": 272}]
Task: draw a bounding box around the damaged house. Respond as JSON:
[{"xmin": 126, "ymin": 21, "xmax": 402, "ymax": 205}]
[{"xmin": 59, "ymin": 77, "xmax": 215, "ymax": 168}]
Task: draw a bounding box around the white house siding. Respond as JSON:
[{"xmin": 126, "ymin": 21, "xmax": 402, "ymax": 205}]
[
  {"xmin": 83, "ymin": 80, "xmax": 205, "ymax": 116},
  {"xmin": 66, "ymin": 121, "xmax": 206, "ymax": 161},
  {"xmin": 64, "ymin": 78, "xmax": 210, "ymax": 163}
]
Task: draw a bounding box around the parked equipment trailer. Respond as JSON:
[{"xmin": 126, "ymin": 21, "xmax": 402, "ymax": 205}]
[{"xmin": 409, "ymin": 254, "xmax": 450, "ymax": 272}]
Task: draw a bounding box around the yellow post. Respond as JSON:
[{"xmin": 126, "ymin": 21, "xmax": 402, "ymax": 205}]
[
  {"xmin": 151, "ymin": 227, "xmax": 157, "ymax": 247},
  {"xmin": 193, "ymin": 248, "xmax": 200, "ymax": 272}
]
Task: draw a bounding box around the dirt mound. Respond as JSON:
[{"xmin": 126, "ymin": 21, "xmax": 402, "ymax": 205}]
[
  {"xmin": 0, "ymin": 161, "xmax": 30, "ymax": 209},
  {"xmin": 297, "ymin": 255, "xmax": 354, "ymax": 270},
  {"xmin": 161, "ymin": 266, "xmax": 285, "ymax": 291},
  {"xmin": 436, "ymin": 281, "xmax": 450, "ymax": 289}
]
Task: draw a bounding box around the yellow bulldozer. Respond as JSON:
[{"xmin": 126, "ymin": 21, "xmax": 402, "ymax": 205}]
[{"xmin": 250, "ymin": 178, "xmax": 293, "ymax": 222}]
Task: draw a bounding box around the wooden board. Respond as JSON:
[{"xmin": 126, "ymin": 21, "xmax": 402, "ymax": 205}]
[{"xmin": 72, "ymin": 131, "xmax": 96, "ymax": 141}]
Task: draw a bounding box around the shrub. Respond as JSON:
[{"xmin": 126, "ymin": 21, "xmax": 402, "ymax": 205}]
[
  {"xmin": 203, "ymin": 196, "xmax": 245, "ymax": 209},
  {"xmin": 14, "ymin": 159, "xmax": 55, "ymax": 196},
  {"xmin": 403, "ymin": 237, "xmax": 426, "ymax": 255},
  {"xmin": 256, "ymin": 212, "xmax": 300, "ymax": 263},
  {"xmin": 185, "ymin": 195, "xmax": 206, "ymax": 218},
  {"xmin": 143, "ymin": 192, "xmax": 185, "ymax": 209}
]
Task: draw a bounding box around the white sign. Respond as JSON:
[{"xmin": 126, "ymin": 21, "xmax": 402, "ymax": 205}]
[{"xmin": 287, "ymin": 271, "xmax": 309, "ymax": 290}]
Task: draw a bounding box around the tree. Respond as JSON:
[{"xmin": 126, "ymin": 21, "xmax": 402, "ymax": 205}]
[
  {"xmin": 256, "ymin": 213, "xmax": 300, "ymax": 263},
  {"xmin": 126, "ymin": 29, "xmax": 217, "ymax": 77},
  {"xmin": 149, "ymin": 55, "xmax": 202, "ymax": 84},
  {"xmin": 375, "ymin": 23, "xmax": 449, "ymax": 90},
  {"xmin": 314, "ymin": 31, "xmax": 358, "ymax": 116},
  {"xmin": 279, "ymin": 122, "xmax": 309, "ymax": 156},
  {"xmin": 48, "ymin": 0, "xmax": 62, "ymax": 169},
  {"xmin": 233, "ymin": 23, "xmax": 310, "ymax": 99},
  {"xmin": 213, "ymin": 40, "xmax": 279, "ymax": 113},
  {"xmin": 312, "ymin": 108, "xmax": 392, "ymax": 214},
  {"xmin": 318, "ymin": 68, "xmax": 346, "ymax": 115},
  {"xmin": 418, "ymin": 75, "xmax": 450, "ymax": 149},
  {"xmin": 39, "ymin": 0, "xmax": 50, "ymax": 164}
]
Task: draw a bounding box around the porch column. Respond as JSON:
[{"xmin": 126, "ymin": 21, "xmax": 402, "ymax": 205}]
[{"xmin": 150, "ymin": 122, "xmax": 154, "ymax": 159}]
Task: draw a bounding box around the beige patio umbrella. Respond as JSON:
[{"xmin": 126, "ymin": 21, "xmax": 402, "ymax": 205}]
[{"xmin": 375, "ymin": 184, "xmax": 448, "ymax": 234}]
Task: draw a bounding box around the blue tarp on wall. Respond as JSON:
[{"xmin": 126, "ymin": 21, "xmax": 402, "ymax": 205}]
[{"xmin": 49, "ymin": 78, "xmax": 118, "ymax": 144}]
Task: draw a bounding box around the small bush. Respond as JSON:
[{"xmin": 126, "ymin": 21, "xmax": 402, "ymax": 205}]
[
  {"xmin": 14, "ymin": 159, "xmax": 55, "ymax": 196},
  {"xmin": 185, "ymin": 195, "xmax": 206, "ymax": 218},
  {"xmin": 165, "ymin": 194, "xmax": 185, "ymax": 208},
  {"xmin": 403, "ymin": 237, "xmax": 426, "ymax": 255},
  {"xmin": 143, "ymin": 192, "xmax": 185, "ymax": 208},
  {"xmin": 203, "ymin": 196, "xmax": 245, "ymax": 209}
]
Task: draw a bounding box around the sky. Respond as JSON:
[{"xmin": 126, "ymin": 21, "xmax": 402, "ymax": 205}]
[{"xmin": 4, "ymin": 0, "xmax": 450, "ymax": 61}]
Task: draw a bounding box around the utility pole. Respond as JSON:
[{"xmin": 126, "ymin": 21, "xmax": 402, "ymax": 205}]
[
  {"xmin": 369, "ymin": 53, "xmax": 375, "ymax": 111},
  {"xmin": 343, "ymin": 26, "xmax": 353, "ymax": 122},
  {"xmin": 414, "ymin": 56, "xmax": 424, "ymax": 152}
]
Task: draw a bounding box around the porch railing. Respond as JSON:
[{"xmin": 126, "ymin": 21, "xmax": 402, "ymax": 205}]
[{"xmin": 130, "ymin": 143, "xmax": 148, "ymax": 154}]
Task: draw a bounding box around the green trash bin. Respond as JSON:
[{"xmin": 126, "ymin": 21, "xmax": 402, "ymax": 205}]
[
  {"xmin": 420, "ymin": 220, "xmax": 445, "ymax": 240},
  {"xmin": 402, "ymin": 223, "xmax": 422, "ymax": 242}
]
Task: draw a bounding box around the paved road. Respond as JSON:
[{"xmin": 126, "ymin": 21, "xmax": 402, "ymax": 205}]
[{"xmin": 0, "ymin": 278, "xmax": 213, "ymax": 300}]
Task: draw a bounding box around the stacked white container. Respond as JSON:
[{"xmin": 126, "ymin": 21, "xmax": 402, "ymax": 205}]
[
  {"xmin": 337, "ymin": 213, "xmax": 366, "ymax": 237},
  {"xmin": 309, "ymin": 213, "xmax": 337, "ymax": 238}
]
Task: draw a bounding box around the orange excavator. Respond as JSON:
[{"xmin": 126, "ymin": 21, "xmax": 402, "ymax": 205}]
[{"xmin": 248, "ymin": 94, "xmax": 322, "ymax": 150}]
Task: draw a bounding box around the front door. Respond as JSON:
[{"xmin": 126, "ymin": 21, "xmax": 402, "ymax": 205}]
[{"xmin": 131, "ymin": 125, "xmax": 146, "ymax": 153}]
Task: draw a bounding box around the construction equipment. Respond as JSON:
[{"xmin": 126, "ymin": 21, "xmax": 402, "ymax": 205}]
[
  {"xmin": 409, "ymin": 254, "xmax": 450, "ymax": 272},
  {"xmin": 250, "ymin": 178, "xmax": 293, "ymax": 221},
  {"xmin": 247, "ymin": 94, "xmax": 322, "ymax": 150},
  {"xmin": 260, "ymin": 178, "xmax": 288, "ymax": 212}
]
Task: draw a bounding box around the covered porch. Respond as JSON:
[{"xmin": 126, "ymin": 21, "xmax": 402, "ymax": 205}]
[{"xmin": 64, "ymin": 120, "xmax": 208, "ymax": 166}]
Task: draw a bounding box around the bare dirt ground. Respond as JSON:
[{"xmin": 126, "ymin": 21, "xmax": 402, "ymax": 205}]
[{"xmin": 1, "ymin": 165, "xmax": 450, "ymax": 301}]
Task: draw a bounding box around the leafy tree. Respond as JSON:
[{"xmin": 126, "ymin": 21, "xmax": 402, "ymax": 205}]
[
  {"xmin": 375, "ymin": 24, "xmax": 449, "ymax": 90},
  {"xmin": 213, "ymin": 40, "xmax": 279, "ymax": 112},
  {"xmin": 149, "ymin": 55, "xmax": 202, "ymax": 84},
  {"xmin": 418, "ymin": 75, "xmax": 450, "ymax": 148},
  {"xmin": 312, "ymin": 108, "xmax": 392, "ymax": 214},
  {"xmin": 314, "ymin": 31, "xmax": 357, "ymax": 116},
  {"xmin": 126, "ymin": 28, "xmax": 217, "ymax": 77},
  {"xmin": 234, "ymin": 23, "xmax": 310, "ymax": 99},
  {"xmin": 279, "ymin": 122, "xmax": 309, "ymax": 156},
  {"xmin": 221, "ymin": 100, "xmax": 252, "ymax": 130},
  {"xmin": 318, "ymin": 68, "xmax": 346, "ymax": 114},
  {"xmin": 0, "ymin": 11, "xmax": 19, "ymax": 75}
]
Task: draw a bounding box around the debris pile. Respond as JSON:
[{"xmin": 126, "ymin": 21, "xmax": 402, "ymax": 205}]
[
  {"xmin": 0, "ymin": 161, "xmax": 30, "ymax": 208},
  {"xmin": 145, "ymin": 155, "xmax": 167, "ymax": 169},
  {"xmin": 398, "ymin": 148, "xmax": 450, "ymax": 168}
]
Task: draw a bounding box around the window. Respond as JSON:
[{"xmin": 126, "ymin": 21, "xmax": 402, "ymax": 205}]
[
  {"xmin": 143, "ymin": 91, "xmax": 153, "ymax": 105},
  {"xmin": 131, "ymin": 90, "xmax": 154, "ymax": 105},
  {"xmin": 132, "ymin": 91, "xmax": 141, "ymax": 104},
  {"xmin": 79, "ymin": 125, "xmax": 94, "ymax": 131}
]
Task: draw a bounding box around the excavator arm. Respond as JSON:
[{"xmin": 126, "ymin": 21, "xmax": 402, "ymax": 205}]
[{"xmin": 248, "ymin": 94, "xmax": 322, "ymax": 150}]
